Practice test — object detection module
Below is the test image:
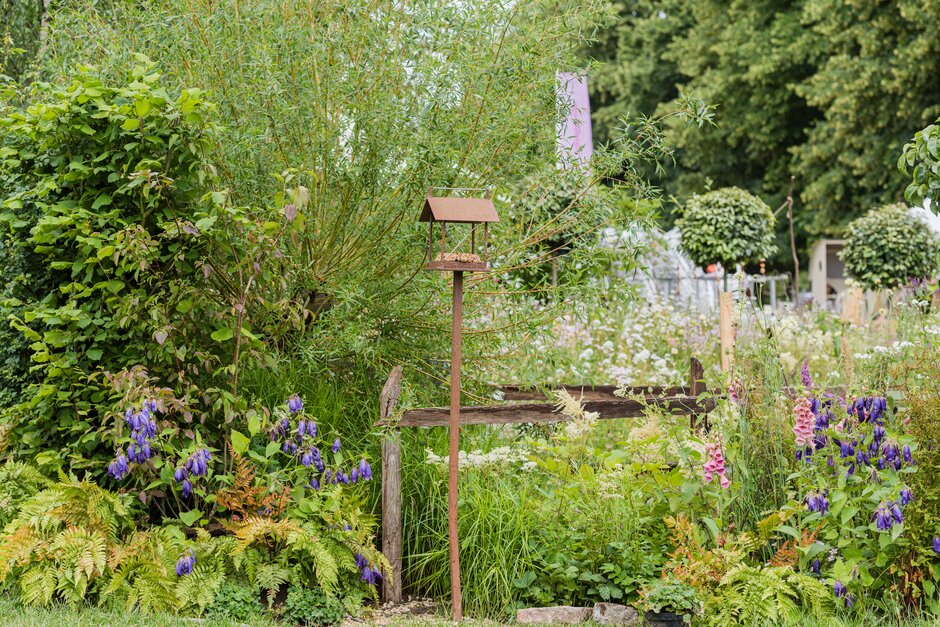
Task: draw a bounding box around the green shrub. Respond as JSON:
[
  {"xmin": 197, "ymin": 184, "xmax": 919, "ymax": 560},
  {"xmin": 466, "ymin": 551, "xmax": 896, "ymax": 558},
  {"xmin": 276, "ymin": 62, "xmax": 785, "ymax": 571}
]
[
  {"xmin": 283, "ymin": 586, "xmax": 345, "ymax": 626},
  {"xmin": 676, "ymin": 186, "xmax": 777, "ymax": 270},
  {"xmin": 0, "ymin": 59, "xmax": 224, "ymax": 472},
  {"xmin": 839, "ymin": 203, "xmax": 938, "ymax": 290},
  {"xmin": 204, "ymin": 582, "xmax": 263, "ymax": 622}
]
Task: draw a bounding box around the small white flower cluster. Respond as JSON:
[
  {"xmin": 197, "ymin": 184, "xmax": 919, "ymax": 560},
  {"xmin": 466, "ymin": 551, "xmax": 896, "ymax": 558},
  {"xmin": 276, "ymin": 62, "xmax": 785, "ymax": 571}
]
[
  {"xmin": 597, "ymin": 463, "xmax": 625, "ymax": 500},
  {"xmin": 424, "ymin": 446, "xmax": 531, "ymax": 469},
  {"xmin": 854, "ymin": 341, "xmax": 914, "ymax": 359}
]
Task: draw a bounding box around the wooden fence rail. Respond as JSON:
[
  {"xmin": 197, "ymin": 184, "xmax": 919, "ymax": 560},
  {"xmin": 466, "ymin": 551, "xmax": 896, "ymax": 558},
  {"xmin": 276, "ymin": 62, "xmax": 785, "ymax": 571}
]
[{"xmin": 379, "ymin": 357, "xmax": 710, "ymax": 604}]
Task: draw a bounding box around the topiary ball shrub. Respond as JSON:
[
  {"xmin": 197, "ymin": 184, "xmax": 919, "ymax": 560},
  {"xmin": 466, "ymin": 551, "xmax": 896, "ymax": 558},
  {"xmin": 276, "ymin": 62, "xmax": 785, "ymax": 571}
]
[
  {"xmin": 839, "ymin": 203, "xmax": 938, "ymax": 290},
  {"xmin": 676, "ymin": 187, "xmax": 777, "ymax": 269}
]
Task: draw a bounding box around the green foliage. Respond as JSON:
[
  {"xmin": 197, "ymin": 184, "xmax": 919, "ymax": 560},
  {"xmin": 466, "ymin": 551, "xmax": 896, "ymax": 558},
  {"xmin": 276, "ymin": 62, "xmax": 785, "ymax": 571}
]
[
  {"xmin": 899, "ymin": 119, "xmax": 940, "ymax": 206},
  {"xmin": 42, "ymin": 0, "xmax": 637, "ymax": 386},
  {"xmin": 0, "ymin": 479, "xmax": 134, "ymax": 606},
  {"xmin": 0, "ymin": 461, "xmax": 50, "ymax": 529},
  {"xmin": 0, "ymin": 0, "xmax": 42, "ymax": 80},
  {"xmin": 839, "ymin": 204, "xmax": 938, "ymax": 290},
  {"xmin": 705, "ymin": 565, "xmax": 832, "ymax": 626},
  {"xmin": 0, "ymin": 60, "xmax": 222, "ymax": 471},
  {"xmin": 283, "ymin": 586, "xmax": 345, "ymax": 626},
  {"xmin": 676, "ymin": 187, "xmax": 777, "ymax": 268},
  {"xmin": 589, "ymin": 1, "xmax": 940, "ymax": 262},
  {"xmin": 204, "ymin": 582, "xmax": 263, "ymax": 622},
  {"xmin": 638, "ymin": 577, "xmax": 699, "ymax": 614}
]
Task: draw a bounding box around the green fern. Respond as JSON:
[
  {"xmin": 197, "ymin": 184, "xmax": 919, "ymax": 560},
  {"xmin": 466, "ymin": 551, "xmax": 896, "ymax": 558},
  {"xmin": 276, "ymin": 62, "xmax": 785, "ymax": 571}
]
[
  {"xmin": 104, "ymin": 528, "xmax": 183, "ymax": 613},
  {"xmin": 705, "ymin": 565, "xmax": 832, "ymax": 626},
  {"xmin": 0, "ymin": 480, "xmax": 132, "ymax": 606},
  {"xmin": 0, "ymin": 461, "xmax": 50, "ymax": 529}
]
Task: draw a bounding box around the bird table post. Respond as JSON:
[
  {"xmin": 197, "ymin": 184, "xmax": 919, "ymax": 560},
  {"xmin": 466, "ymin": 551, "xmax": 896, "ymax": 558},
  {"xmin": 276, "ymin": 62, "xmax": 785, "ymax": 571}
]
[{"xmin": 419, "ymin": 188, "xmax": 498, "ymax": 622}]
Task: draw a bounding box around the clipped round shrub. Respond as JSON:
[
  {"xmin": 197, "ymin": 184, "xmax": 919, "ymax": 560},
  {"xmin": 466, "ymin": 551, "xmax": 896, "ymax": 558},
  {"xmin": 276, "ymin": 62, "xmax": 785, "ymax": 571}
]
[
  {"xmin": 676, "ymin": 187, "xmax": 777, "ymax": 269},
  {"xmin": 839, "ymin": 203, "xmax": 938, "ymax": 290}
]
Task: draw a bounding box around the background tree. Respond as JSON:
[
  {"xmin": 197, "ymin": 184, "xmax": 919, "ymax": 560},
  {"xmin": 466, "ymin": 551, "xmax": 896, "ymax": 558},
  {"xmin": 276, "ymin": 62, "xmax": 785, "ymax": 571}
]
[{"xmin": 588, "ymin": 0, "xmax": 940, "ymax": 269}]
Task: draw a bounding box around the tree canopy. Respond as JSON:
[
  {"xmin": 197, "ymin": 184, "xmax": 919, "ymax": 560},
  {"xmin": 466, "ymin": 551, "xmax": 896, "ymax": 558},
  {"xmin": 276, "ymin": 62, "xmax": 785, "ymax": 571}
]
[{"xmin": 589, "ymin": 0, "xmax": 940, "ymax": 267}]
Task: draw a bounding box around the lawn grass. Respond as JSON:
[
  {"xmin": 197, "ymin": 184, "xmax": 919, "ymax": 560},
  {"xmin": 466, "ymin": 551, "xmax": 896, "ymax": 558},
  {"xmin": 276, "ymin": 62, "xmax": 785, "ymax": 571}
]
[{"xmin": 0, "ymin": 596, "xmax": 277, "ymax": 627}]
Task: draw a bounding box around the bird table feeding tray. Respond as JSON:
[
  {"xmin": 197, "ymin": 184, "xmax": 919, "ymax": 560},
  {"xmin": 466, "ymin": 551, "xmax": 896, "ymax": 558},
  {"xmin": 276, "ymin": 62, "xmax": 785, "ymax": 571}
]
[{"xmin": 419, "ymin": 190, "xmax": 499, "ymax": 273}]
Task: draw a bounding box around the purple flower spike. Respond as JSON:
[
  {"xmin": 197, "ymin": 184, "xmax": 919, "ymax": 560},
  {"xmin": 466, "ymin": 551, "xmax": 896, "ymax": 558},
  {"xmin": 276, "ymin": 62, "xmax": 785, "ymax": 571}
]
[
  {"xmin": 332, "ymin": 438, "xmax": 341, "ymax": 453},
  {"xmin": 174, "ymin": 466, "xmax": 188, "ymax": 483},
  {"xmin": 903, "ymin": 445, "xmax": 913, "ymax": 464},
  {"xmin": 309, "ymin": 477, "xmax": 319, "ymax": 490},
  {"xmin": 932, "ymin": 537, "xmax": 940, "ymax": 554},
  {"xmin": 182, "ymin": 479, "xmax": 193, "ymax": 499},
  {"xmin": 892, "ymin": 502, "xmax": 904, "ymax": 524},
  {"xmin": 108, "ymin": 452, "xmax": 129, "ymax": 480},
  {"xmin": 811, "ymin": 559, "xmax": 820, "ymax": 575},
  {"xmin": 801, "ymin": 361, "xmax": 813, "ymax": 390}
]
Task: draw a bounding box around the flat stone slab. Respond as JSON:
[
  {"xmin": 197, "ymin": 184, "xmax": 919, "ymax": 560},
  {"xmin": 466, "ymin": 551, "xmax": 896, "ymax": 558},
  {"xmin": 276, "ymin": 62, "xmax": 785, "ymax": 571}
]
[
  {"xmin": 516, "ymin": 606, "xmax": 592, "ymax": 624},
  {"xmin": 593, "ymin": 602, "xmax": 641, "ymax": 625}
]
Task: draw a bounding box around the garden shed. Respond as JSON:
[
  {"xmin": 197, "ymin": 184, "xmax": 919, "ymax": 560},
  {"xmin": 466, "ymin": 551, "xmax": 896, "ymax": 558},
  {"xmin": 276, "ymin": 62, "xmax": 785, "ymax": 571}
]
[{"xmin": 809, "ymin": 239, "xmax": 846, "ymax": 309}]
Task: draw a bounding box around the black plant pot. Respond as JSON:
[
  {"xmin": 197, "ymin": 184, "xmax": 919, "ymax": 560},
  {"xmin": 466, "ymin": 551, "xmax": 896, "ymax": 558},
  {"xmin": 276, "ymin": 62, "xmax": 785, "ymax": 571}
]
[{"xmin": 644, "ymin": 610, "xmax": 687, "ymax": 627}]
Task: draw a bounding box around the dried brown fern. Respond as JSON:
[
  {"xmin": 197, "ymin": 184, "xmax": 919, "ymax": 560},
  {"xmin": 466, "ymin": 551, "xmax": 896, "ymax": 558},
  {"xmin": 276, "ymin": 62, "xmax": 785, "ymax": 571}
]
[{"xmin": 214, "ymin": 446, "xmax": 289, "ymax": 520}]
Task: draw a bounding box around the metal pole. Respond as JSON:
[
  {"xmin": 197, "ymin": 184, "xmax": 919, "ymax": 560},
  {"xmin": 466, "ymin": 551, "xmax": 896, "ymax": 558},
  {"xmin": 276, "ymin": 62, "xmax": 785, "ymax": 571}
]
[{"xmin": 448, "ymin": 270, "xmax": 464, "ymax": 622}]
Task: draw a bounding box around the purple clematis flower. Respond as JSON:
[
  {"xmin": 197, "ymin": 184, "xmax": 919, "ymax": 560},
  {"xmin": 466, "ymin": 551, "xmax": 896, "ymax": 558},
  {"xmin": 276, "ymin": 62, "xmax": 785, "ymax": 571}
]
[
  {"xmin": 359, "ymin": 458, "xmax": 373, "ymax": 481},
  {"xmin": 175, "ymin": 550, "xmax": 196, "ymax": 576},
  {"xmin": 834, "ymin": 580, "xmax": 846, "ymax": 598},
  {"xmin": 900, "ymin": 487, "xmax": 913, "ymax": 506},
  {"xmin": 288, "ymin": 395, "xmax": 303, "ymax": 414}
]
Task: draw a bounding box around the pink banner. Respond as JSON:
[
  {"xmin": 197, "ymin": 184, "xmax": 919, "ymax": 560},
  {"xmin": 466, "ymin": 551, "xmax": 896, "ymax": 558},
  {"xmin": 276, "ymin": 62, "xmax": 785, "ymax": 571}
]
[{"xmin": 557, "ymin": 72, "xmax": 593, "ymax": 169}]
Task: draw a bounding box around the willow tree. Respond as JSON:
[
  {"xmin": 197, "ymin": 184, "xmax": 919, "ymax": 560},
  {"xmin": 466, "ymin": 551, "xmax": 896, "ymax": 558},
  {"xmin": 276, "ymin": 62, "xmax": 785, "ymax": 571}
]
[{"xmin": 41, "ymin": 0, "xmax": 705, "ymax": 388}]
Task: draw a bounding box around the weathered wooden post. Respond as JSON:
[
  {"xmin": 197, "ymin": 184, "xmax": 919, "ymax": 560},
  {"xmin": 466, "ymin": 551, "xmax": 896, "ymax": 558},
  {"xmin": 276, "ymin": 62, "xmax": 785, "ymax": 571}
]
[
  {"xmin": 718, "ymin": 291, "xmax": 735, "ymax": 376},
  {"xmin": 689, "ymin": 356, "xmax": 706, "ymax": 431},
  {"xmin": 419, "ymin": 190, "xmax": 498, "ymax": 622},
  {"xmin": 380, "ymin": 366, "xmax": 403, "ymax": 604},
  {"xmin": 841, "ymin": 287, "xmax": 863, "ymax": 325}
]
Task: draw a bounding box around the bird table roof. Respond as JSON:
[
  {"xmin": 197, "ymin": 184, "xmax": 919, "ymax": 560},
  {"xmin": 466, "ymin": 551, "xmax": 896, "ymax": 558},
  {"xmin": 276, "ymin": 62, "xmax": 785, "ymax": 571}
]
[{"xmin": 419, "ymin": 196, "xmax": 499, "ymax": 223}]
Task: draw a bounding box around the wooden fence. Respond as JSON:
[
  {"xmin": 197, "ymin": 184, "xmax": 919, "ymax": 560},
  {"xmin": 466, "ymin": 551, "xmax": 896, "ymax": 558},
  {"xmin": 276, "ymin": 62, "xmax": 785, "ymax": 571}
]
[{"xmin": 376, "ymin": 357, "xmax": 713, "ymax": 603}]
